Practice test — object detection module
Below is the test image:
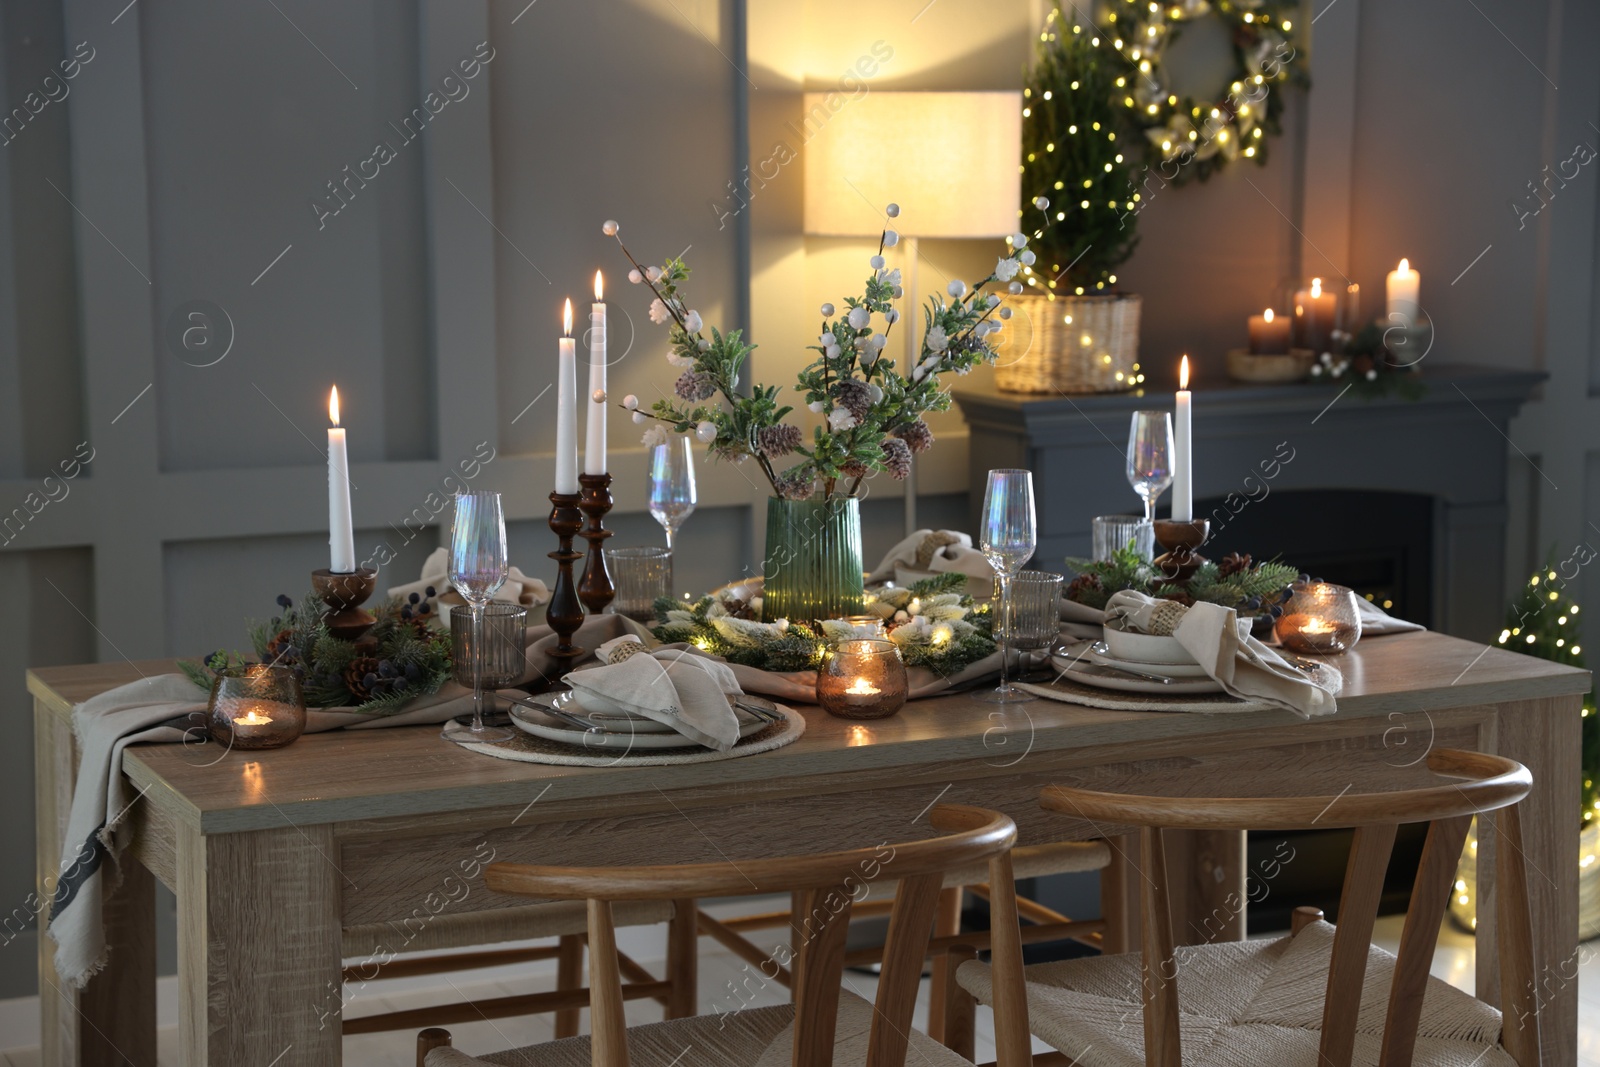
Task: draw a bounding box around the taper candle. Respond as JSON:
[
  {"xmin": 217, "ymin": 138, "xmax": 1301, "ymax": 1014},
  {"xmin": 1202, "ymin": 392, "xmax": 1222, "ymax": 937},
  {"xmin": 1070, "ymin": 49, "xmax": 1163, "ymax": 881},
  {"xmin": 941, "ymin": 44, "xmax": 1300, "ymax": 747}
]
[
  {"xmin": 556, "ymin": 299, "xmax": 579, "ymax": 495},
  {"xmin": 584, "ymin": 271, "xmax": 607, "ymax": 475},
  {"xmin": 1386, "ymin": 258, "xmax": 1420, "ymax": 325},
  {"xmin": 327, "ymin": 386, "xmax": 355, "ymax": 573},
  {"xmin": 1173, "ymin": 356, "xmax": 1192, "ymax": 522}
]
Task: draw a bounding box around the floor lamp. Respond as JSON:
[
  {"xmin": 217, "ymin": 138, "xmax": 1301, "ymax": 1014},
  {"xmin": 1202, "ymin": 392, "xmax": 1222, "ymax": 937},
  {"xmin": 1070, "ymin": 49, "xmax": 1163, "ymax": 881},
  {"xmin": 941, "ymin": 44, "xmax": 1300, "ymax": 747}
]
[{"xmin": 802, "ymin": 91, "xmax": 1020, "ymax": 534}]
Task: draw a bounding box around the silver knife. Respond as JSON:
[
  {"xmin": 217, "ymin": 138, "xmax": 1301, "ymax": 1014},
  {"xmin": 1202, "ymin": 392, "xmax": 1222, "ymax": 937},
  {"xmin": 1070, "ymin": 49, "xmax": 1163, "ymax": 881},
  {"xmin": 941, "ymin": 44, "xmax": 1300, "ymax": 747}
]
[{"xmin": 1070, "ymin": 662, "xmax": 1175, "ymax": 685}]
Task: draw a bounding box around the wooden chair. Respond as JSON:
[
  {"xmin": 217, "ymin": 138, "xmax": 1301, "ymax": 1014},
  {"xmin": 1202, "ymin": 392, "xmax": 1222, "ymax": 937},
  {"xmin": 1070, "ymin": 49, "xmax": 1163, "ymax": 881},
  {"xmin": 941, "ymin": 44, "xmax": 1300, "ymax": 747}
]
[
  {"xmin": 700, "ymin": 838, "xmax": 1114, "ymax": 1042},
  {"xmin": 340, "ymin": 899, "xmax": 695, "ymax": 1037},
  {"xmin": 947, "ymin": 748, "xmax": 1540, "ymax": 1067},
  {"xmin": 415, "ymin": 804, "xmax": 1034, "ymax": 1067}
]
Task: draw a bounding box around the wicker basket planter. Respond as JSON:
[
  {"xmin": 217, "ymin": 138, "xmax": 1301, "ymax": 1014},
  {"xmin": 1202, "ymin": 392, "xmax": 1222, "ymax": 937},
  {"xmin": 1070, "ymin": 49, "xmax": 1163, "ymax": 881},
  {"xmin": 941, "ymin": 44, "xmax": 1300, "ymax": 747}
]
[{"xmin": 994, "ymin": 292, "xmax": 1142, "ymax": 394}]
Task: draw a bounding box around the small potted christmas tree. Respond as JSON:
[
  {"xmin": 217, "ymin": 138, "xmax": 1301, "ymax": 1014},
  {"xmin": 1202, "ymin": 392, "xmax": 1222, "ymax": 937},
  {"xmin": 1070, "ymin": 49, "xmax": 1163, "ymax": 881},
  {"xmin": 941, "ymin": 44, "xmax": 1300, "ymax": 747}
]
[{"xmin": 997, "ymin": 3, "xmax": 1145, "ymax": 394}]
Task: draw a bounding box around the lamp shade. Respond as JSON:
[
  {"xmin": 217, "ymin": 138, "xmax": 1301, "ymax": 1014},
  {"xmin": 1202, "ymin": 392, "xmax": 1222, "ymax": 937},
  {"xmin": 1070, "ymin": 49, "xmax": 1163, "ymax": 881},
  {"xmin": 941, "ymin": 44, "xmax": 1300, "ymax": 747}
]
[{"xmin": 802, "ymin": 91, "xmax": 1021, "ymax": 238}]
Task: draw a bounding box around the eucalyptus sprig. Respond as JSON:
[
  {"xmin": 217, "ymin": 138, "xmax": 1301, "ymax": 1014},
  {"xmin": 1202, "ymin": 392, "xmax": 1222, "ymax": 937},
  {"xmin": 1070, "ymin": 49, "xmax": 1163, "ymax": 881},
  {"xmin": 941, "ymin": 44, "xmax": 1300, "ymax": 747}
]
[{"xmin": 602, "ymin": 199, "xmax": 1052, "ymax": 499}]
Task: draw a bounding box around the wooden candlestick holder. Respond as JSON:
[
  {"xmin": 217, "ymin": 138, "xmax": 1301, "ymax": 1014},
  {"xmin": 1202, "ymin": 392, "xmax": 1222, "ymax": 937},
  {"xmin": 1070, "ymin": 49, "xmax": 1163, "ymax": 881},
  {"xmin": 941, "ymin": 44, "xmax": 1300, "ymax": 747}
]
[
  {"xmin": 577, "ymin": 472, "xmax": 615, "ymax": 615},
  {"xmin": 311, "ymin": 568, "xmax": 378, "ymax": 643},
  {"xmin": 545, "ymin": 491, "xmax": 586, "ymax": 678},
  {"xmin": 1151, "ymin": 518, "xmax": 1210, "ymax": 583}
]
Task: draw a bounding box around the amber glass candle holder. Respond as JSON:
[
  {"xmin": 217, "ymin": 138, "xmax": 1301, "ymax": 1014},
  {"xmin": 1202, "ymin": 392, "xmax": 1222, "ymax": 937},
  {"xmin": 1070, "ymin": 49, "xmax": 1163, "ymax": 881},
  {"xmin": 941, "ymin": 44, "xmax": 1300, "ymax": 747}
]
[
  {"xmin": 207, "ymin": 664, "xmax": 307, "ymax": 750},
  {"xmin": 1274, "ymin": 581, "xmax": 1363, "ymax": 655},
  {"xmin": 817, "ymin": 638, "xmax": 908, "ymax": 720}
]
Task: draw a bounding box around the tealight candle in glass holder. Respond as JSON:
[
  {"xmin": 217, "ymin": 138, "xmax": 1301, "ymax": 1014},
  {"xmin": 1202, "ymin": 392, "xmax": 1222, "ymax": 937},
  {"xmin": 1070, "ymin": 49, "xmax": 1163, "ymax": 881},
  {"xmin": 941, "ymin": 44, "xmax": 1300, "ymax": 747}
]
[
  {"xmin": 207, "ymin": 664, "xmax": 307, "ymax": 750},
  {"xmin": 835, "ymin": 615, "xmax": 887, "ymax": 639},
  {"xmin": 817, "ymin": 638, "xmax": 908, "ymax": 720},
  {"xmin": 1275, "ymin": 581, "xmax": 1363, "ymax": 655}
]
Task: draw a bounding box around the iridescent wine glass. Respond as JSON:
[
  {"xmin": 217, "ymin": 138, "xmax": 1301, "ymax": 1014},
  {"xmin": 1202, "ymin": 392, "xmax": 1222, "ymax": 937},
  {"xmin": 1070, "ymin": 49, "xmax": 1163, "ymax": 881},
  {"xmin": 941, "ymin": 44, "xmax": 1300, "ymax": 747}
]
[{"xmin": 448, "ymin": 490, "xmax": 513, "ymax": 743}]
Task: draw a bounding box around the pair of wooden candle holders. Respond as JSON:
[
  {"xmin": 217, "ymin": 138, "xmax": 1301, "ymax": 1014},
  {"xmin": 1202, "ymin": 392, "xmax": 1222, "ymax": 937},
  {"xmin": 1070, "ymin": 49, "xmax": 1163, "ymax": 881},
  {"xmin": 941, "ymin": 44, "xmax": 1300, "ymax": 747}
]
[{"xmin": 306, "ymin": 475, "xmax": 616, "ymax": 680}]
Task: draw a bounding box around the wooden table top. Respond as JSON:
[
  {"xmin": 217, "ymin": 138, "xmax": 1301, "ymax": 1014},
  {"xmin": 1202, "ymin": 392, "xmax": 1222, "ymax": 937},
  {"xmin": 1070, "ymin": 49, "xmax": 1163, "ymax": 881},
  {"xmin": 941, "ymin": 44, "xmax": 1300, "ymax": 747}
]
[{"xmin": 28, "ymin": 631, "xmax": 1590, "ymax": 835}]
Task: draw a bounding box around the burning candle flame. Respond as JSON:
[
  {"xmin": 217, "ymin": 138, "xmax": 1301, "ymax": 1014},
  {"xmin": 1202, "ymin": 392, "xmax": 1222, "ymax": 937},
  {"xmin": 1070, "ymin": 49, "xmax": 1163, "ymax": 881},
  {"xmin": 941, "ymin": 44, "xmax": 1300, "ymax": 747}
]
[
  {"xmin": 233, "ymin": 708, "xmax": 274, "ymax": 726},
  {"xmin": 1310, "ymin": 277, "xmax": 1323, "ymax": 298},
  {"xmin": 328, "ymin": 385, "xmax": 341, "ymax": 426},
  {"xmin": 1263, "ymin": 308, "xmax": 1275, "ymax": 323},
  {"xmin": 846, "ymin": 677, "xmax": 880, "ymax": 696},
  {"xmin": 594, "ymin": 270, "xmax": 604, "ymax": 302},
  {"xmin": 1179, "ymin": 354, "xmax": 1190, "ymax": 390},
  {"xmin": 1397, "ymin": 258, "xmax": 1410, "ymax": 273},
  {"xmin": 563, "ymin": 298, "xmax": 573, "ymax": 336}
]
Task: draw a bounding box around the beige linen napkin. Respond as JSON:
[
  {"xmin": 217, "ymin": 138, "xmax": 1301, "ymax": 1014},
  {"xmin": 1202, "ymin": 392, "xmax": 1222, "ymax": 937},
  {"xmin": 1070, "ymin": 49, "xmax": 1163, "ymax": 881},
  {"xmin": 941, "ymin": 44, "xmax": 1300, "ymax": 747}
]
[
  {"xmin": 387, "ymin": 546, "xmax": 551, "ymax": 618},
  {"xmin": 564, "ymin": 647, "xmax": 743, "ymax": 750},
  {"xmin": 1104, "ymin": 589, "xmax": 1337, "ymax": 718},
  {"xmin": 866, "ymin": 529, "xmax": 996, "ymax": 597}
]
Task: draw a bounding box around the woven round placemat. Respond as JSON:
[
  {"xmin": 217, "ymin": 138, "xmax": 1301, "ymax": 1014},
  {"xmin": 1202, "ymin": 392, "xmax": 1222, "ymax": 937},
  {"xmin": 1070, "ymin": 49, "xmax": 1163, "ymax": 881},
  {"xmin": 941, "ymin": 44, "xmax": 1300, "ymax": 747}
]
[{"xmin": 453, "ymin": 704, "xmax": 806, "ymax": 766}]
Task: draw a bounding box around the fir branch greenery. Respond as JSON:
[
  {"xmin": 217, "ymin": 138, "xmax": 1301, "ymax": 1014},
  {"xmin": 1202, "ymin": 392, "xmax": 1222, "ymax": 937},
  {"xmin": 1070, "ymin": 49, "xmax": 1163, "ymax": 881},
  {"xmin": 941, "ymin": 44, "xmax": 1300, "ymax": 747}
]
[
  {"xmin": 602, "ymin": 202, "xmax": 1049, "ymax": 499},
  {"xmin": 651, "ymin": 572, "xmax": 995, "ymax": 676},
  {"xmin": 1065, "ymin": 541, "xmax": 1297, "ymax": 614},
  {"xmin": 182, "ymin": 587, "xmax": 454, "ymax": 714}
]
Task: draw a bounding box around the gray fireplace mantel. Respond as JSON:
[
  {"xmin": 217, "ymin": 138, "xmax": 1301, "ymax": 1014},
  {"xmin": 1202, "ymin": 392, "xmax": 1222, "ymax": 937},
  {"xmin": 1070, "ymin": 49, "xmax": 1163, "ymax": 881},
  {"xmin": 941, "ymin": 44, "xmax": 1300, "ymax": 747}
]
[{"xmin": 953, "ymin": 364, "xmax": 1544, "ymax": 641}]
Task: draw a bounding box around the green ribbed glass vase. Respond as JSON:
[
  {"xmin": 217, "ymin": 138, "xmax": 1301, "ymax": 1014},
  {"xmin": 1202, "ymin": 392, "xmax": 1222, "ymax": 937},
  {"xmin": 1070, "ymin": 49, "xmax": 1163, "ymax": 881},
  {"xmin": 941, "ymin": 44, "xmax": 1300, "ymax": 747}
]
[{"xmin": 761, "ymin": 496, "xmax": 865, "ymax": 624}]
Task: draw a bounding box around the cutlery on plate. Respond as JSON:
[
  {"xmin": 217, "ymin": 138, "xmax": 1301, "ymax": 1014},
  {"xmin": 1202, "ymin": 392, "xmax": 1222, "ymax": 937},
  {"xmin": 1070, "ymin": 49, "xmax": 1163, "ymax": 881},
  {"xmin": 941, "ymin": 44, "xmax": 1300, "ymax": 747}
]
[{"xmin": 1070, "ymin": 662, "xmax": 1175, "ymax": 685}]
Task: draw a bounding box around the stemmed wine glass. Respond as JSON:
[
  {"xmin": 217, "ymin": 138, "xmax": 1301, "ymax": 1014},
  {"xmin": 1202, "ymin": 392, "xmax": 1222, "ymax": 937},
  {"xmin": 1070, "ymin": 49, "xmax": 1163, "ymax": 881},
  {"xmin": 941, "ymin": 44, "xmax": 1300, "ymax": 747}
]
[
  {"xmin": 1126, "ymin": 411, "xmax": 1174, "ymax": 524},
  {"xmin": 447, "ymin": 490, "xmax": 514, "ymax": 743},
  {"xmin": 648, "ymin": 435, "xmax": 697, "ymax": 549},
  {"xmin": 979, "ymin": 469, "xmax": 1038, "ymax": 705}
]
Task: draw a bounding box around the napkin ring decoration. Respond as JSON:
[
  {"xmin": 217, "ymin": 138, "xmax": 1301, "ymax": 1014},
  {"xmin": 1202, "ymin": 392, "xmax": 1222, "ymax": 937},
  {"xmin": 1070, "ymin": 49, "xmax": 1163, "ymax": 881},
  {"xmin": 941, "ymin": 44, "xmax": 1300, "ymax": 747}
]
[
  {"xmin": 914, "ymin": 530, "xmax": 960, "ymax": 570},
  {"xmin": 605, "ymin": 638, "xmax": 647, "ymax": 664},
  {"xmin": 1147, "ymin": 600, "xmax": 1188, "ymax": 636}
]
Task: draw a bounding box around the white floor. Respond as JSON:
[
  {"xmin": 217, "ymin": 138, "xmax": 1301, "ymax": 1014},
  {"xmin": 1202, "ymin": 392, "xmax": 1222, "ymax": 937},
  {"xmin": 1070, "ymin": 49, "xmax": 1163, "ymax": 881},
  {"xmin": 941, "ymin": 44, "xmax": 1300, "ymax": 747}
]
[{"xmin": 1, "ymin": 908, "xmax": 1596, "ymax": 1065}]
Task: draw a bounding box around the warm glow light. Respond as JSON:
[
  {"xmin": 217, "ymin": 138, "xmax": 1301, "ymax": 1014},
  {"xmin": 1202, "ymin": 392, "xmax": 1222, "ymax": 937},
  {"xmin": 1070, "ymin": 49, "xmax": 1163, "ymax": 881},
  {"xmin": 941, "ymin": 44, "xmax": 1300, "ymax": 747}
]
[
  {"xmin": 1310, "ymin": 277, "xmax": 1323, "ymax": 298},
  {"xmin": 1179, "ymin": 354, "xmax": 1190, "ymax": 390},
  {"xmin": 1398, "ymin": 258, "xmax": 1410, "ymax": 273},
  {"xmin": 563, "ymin": 298, "xmax": 573, "ymax": 336},
  {"xmin": 1263, "ymin": 308, "xmax": 1275, "ymax": 323},
  {"xmin": 233, "ymin": 708, "xmax": 274, "ymax": 726},
  {"xmin": 594, "ymin": 270, "xmax": 604, "ymax": 301},
  {"xmin": 328, "ymin": 386, "xmax": 341, "ymax": 426},
  {"xmin": 846, "ymin": 677, "xmax": 881, "ymax": 696}
]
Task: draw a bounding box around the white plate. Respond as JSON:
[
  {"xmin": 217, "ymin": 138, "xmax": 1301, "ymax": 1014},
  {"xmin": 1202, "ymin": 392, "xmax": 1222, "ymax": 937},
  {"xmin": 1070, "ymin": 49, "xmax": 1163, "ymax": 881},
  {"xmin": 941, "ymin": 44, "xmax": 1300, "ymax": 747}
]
[
  {"xmin": 508, "ymin": 694, "xmax": 768, "ymax": 750},
  {"xmin": 1050, "ymin": 655, "xmax": 1224, "ymax": 695},
  {"xmin": 1088, "ymin": 648, "xmax": 1211, "ymax": 679},
  {"xmin": 1102, "ymin": 626, "xmax": 1197, "ymax": 665}
]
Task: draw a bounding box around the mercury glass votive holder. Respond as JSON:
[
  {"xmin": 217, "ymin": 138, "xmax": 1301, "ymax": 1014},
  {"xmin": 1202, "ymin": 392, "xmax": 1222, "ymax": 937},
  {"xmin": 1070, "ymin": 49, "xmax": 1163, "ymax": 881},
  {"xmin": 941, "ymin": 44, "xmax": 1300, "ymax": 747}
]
[
  {"xmin": 817, "ymin": 638, "xmax": 908, "ymax": 721},
  {"xmin": 207, "ymin": 664, "xmax": 306, "ymax": 750},
  {"xmin": 1275, "ymin": 581, "xmax": 1363, "ymax": 655}
]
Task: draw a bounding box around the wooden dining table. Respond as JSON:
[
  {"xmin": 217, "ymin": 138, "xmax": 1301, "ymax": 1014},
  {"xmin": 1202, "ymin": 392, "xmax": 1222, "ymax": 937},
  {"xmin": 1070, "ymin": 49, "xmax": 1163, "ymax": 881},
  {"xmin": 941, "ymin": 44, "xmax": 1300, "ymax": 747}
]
[{"xmin": 29, "ymin": 629, "xmax": 1590, "ymax": 1066}]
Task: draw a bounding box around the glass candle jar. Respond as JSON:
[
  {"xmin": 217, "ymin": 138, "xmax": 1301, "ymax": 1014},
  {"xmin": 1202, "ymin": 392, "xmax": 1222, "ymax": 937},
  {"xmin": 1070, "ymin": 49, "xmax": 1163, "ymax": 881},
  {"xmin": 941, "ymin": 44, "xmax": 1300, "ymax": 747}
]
[
  {"xmin": 835, "ymin": 615, "xmax": 887, "ymax": 639},
  {"xmin": 1274, "ymin": 581, "xmax": 1363, "ymax": 655},
  {"xmin": 207, "ymin": 664, "xmax": 306, "ymax": 750},
  {"xmin": 817, "ymin": 638, "xmax": 908, "ymax": 720}
]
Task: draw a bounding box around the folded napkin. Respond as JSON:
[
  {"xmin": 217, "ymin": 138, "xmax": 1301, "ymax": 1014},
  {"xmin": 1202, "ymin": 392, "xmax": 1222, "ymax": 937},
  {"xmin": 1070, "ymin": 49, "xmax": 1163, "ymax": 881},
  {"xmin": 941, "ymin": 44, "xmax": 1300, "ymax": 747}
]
[
  {"xmin": 1355, "ymin": 597, "xmax": 1425, "ymax": 634},
  {"xmin": 867, "ymin": 529, "xmax": 996, "ymax": 597},
  {"xmin": 1104, "ymin": 590, "xmax": 1337, "ymax": 718},
  {"xmin": 564, "ymin": 642, "xmax": 743, "ymax": 750},
  {"xmin": 1066, "ymin": 589, "xmax": 1425, "ymax": 640},
  {"xmin": 387, "ymin": 546, "xmax": 551, "ymax": 618}
]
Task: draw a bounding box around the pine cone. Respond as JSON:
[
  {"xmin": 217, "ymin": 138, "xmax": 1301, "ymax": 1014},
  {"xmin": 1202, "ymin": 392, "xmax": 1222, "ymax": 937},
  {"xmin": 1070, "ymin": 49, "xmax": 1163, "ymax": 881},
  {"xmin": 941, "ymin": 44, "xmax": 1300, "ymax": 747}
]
[
  {"xmin": 263, "ymin": 628, "xmax": 299, "ymax": 666},
  {"xmin": 1217, "ymin": 552, "xmax": 1253, "ymax": 578},
  {"xmin": 344, "ymin": 655, "xmax": 381, "ymax": 702},
  {"xmin": 1066, "ymin": 573, "xmax": 1103, "ymax": 602}
]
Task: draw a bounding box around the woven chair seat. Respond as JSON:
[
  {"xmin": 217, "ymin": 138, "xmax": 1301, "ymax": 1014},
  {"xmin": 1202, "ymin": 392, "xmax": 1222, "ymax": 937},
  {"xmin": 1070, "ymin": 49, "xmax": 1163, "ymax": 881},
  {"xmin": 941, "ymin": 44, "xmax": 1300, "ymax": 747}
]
[
  {"xmin": 860, "ymin": 839, "xmax": 1111, "ymax": 902},
  {"xmin": 956, "ymin": 920, "xmax": 1515, "ymax": 1067},
  {"xmin": 425, "ymin": 989, "xmax": 977, "ymax": 1067}
]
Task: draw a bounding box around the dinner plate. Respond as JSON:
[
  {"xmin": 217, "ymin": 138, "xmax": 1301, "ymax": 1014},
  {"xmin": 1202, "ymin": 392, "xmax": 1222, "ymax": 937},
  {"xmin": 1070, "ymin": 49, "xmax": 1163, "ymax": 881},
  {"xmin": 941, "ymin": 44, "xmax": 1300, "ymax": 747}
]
[
  {"xmin": 1087, "ymin": 648, "xmax": 1211, "ymax": 679},
  {"xmin": 508, "ymin": 694, "xmax": 768, "ymax": 750},
  {"xmin": 1050, "ymin": 655, "xmax": 1225, "ymax": 695}
]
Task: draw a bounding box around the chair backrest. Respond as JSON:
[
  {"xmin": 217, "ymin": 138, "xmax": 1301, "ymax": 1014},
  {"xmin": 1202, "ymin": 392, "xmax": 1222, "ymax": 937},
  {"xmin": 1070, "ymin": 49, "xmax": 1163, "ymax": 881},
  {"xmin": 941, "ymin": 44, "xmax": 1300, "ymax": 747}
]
[
  {"xmin": 485, "ymin": 803, "xmax": 1030, "ymax": 1067},
  {"xmin": 1036, "ymin": 748, "xmax": 1538, "ymax": 1067}
]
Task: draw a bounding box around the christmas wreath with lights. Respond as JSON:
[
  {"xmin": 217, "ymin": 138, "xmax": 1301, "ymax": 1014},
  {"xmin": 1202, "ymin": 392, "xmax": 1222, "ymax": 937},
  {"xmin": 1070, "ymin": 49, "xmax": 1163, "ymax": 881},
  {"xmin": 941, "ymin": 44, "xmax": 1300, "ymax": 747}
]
[{"xmin": 1104, "ymin": 0, "xmax": 1306, "ymax": 184}]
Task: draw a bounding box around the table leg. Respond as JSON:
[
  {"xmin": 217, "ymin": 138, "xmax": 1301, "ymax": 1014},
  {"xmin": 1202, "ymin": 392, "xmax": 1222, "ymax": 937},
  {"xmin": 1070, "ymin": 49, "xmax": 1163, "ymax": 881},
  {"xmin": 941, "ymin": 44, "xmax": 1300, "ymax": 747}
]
[
  {"xmin": 177, "ymin": 821, "xmax": 344, "ymax": 1066},
  {"xmin": 34, "ymin": 699, "xmax": 157, "ymax": 1066},
  {"xmin": 1165, "ymin": 830, "xmax": 1247, "ymax": 946},
  {"xmin": 1480, "ymin": 695, "xmax": 1582, "ymax": 1067}
]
